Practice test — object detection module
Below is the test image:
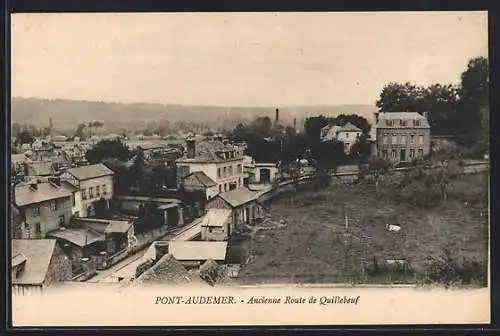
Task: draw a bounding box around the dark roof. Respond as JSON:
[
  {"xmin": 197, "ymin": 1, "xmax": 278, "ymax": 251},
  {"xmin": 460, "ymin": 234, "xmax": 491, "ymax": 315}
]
[
  {"xmin": 340, "ymin": 122, "xmax": 362, "ymax": 132},
  {"xmin": 71, "ymin": 217, "xmax": 133, "ymax": 234},
  {"xmin": 177, "ymin": 140, "xmax": 241, "ymax": 163},
  {"xmin": 218, "ymin": 187, "xmax": 259, "ymax": 208},
  {"xmin": 184, "ymin": 171, "xmax": 217, "ymax": 187},
  {"xmin": 65, "ymin": 163, "xmax": 114, "ymax": 180},
  {"xmin": 376, "ymin": 112, "xmax": 430, "ymax": 128},
  {"xmin": 134, "ymin": 254, "xmax": 193, "ymax": 285},
  {"xmin": 14, "ymin": 181, "xmax": 73, "ymax": 207},
  {"xmin": 12, "ymin": 239, "xmax": 57, "ymax": 285},
  {"xmin": 47, "ymin": 228, "xmax": 105, "ymax": 247},
  {"xmin": 60, "ymin": 180, "xmax": 79, "ymax": 192}
]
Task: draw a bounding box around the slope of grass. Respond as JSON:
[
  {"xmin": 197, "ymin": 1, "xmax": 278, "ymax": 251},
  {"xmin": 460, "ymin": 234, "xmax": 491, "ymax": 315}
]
[{"xmin": 237, "ymin": 174, "xmax": 488, "ymax": 285}]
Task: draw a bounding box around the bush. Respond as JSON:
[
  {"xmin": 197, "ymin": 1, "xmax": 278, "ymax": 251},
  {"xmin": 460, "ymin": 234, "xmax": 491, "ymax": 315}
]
[{"xmin": 424, "ymin": 248, "xmax": 487, "ymax": 287}]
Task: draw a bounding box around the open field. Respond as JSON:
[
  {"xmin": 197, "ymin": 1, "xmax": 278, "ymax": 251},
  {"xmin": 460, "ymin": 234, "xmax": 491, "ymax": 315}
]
[{"xmin": 237, "ymin": 173, "xmax": 489, "ymax": 285}]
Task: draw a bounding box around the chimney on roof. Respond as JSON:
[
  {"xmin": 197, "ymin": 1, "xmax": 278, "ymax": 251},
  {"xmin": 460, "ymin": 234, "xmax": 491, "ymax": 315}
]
[
  {"xmin": 275, "ymin": 108, "xmax": 279, "ymax": 123},
  {"xmin": 186, "ymin": 136, "xmax": 196, "ymax": 159}
]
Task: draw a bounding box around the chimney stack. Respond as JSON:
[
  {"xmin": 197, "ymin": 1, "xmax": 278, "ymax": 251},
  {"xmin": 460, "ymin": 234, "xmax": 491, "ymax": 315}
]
[
  {"xmin": 374, "ymin": 112, "xmax": 380, "ymax": 124},
  {"xmin": 275, "ymin": 108, "xmax": 279, "ymax": 123},
  {"xmin": 293, "ymin": 118, "xmax": 297, "ymax": 130},
  {"xmin": 186, "ymin": 136, "xmax": 196, "ymax": 159}
]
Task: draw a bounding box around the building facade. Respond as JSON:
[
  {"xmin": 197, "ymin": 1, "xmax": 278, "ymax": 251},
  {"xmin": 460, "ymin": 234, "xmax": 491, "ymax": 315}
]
[
  {"xmin": 14, "ymin": 181, "xmax": 73, "ymax": 239},
  {"xmin": 375, "ymin": 112, "xmax": 431, "ymax": 163},
  {"xmin": 320, "ymin": 122, "xmax": 362, "ymax": 154},
  {"xmin": 60, "ymin": 163, "xmax": 114, "ymax": 217},
  {"xmin": 176, "ymin": 138, "xmax": 245, "ymax": 194}
]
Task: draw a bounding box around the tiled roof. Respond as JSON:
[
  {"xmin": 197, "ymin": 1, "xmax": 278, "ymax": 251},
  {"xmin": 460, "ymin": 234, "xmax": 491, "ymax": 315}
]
[
  {"xmin": 14, "ymin": 181, "xmax": 72, "ymax": 207},
  {"xmin": 65, "ymin": 163, "xmax": 114, "ymax": 181},
  {"xmin": 134, "ymin": 253, "xmax": 193, "ymax": 285},
  {"xmin": 71, "ymin": 217, "xmax": 132, "ymax": 234},
  {"xmin": 177, "ymin": 140, "xmax": 240, "ymax": 163},
  {"xmin": 185, "ymin": 171, "xmax": 217, "ymax": 187},
  {"xmin": 201, "ymin": 209, "xmax": 232, "ymax": 227},
  {"xmin": 340, "ymin": 122, "xmax": 362, "ymax": 132},
  {"xmin": 12, "ymin": 239, "xmax": 57, "ymax": 285},
  {"xmin": 217, "ymin": 187, "xmax": 259, "ymax": 208},
  {"xmin": 47, "ymin": 228, "xmax": 105, "ymax": 247},
  {"xmin": 376, "ymin": 112, "xmax": 430, "ymax": 128},
  {"xmin": 168, "ymin": 241, "xmax": 228, "ymax": 261}
]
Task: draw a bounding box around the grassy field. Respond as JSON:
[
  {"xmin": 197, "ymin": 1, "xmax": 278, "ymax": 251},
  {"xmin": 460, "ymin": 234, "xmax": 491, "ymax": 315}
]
[{"xmin": 236, "ymin": 173, "xmax": 489, "ymax": 285}]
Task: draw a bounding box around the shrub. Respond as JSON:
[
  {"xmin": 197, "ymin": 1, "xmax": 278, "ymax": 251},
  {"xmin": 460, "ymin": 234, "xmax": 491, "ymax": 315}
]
[{"xmin": 424, "ymin": 248, "xmax": 487, "ymax": 287}]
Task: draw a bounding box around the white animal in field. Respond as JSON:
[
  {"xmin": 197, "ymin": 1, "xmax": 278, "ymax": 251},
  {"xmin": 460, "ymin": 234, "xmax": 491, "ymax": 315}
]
[{"xmin": 386, "ymin": 224, "xmax": 401, "ymax": 233}]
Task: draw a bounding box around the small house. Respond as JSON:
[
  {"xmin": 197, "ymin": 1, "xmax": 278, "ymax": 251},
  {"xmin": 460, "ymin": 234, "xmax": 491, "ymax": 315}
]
[{"xmin": 200, "ymin": 208, "xmax": 232, "ymax": 241}]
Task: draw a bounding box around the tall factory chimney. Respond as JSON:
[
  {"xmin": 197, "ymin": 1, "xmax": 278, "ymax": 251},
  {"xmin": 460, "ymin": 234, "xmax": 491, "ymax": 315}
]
[
  {"xmin": 186, "ymin": 136, "xmax": 196, "ymax": 159},
  {"xmin": 293, "ymin": 118, "xmax": 297, "ymax": 130},
  {"xmin": 275, "ymin": 108, "xmax": 280, "ymax": 124}
]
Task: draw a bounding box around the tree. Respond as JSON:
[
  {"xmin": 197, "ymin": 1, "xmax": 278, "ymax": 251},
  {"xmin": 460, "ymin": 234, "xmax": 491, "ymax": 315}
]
[
  {"xmin": 422, "ymin": 84, "xmax": 460, "ymax": 135},
  {"xmin": 15, "ymin": 130, "xmax": 35, "ymax": 146},
  {"xmin": 86, "ymin": 139, "xmax": 133, "ymax": 164},
  {"xmin": 103, "ymin": 158, "xmax": 132, "ymax": 194},
  {"xmin": 74, "ymin": 123, "xmax": 87, "ymax": 139},
  {"xmin": 455, "ymin": 57, "xmax": 489, "ymax": 149},
  {"xmin": 376, "ymin": 82, "xmax": 426, "ymax": 112},
  {"xmin": 349, "ymin": 134, "xmax": 372, "ymax": 161}
]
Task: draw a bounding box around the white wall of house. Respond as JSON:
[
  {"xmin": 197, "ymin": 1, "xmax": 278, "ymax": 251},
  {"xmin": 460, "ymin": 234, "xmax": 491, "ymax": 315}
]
[
  {"xmin": 253, "ymin": 164, "xmax": 279, "ymax": 184},
  {"xmin": 178, "ymin": 159, "xmax": 245, "ymax": 194},
  {"xmin": 337, "ymin": 130, "xmax": 362, "ymax": 154},
  {"xmin": 60, "ymin": 173, "xmax": 114, "ymax": 217}
]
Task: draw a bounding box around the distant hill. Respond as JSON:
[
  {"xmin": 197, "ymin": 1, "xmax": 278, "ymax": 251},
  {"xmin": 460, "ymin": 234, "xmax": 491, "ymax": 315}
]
[{"xmin": 11, "ymin": 97, "xmax": 377, "ymax": 132}]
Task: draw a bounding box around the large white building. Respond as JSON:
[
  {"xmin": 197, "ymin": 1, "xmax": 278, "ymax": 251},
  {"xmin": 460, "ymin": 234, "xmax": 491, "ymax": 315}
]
[
  {"xmin": 176, "ymin": 138, "xmax": 245, "ymax": 195},
  {"xmin": 60, "ymin": 163, "xmax": 114, "ymax": 217},
  {"xmin": 320, "ymin": 122, "xmax": 363, "ymax": 154}
]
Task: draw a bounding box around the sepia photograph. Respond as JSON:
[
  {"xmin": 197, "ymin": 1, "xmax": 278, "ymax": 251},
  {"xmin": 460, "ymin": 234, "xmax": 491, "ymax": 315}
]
[{"xmin": 9, "ymin": 11, "xmax": 490, "ymax": 326}]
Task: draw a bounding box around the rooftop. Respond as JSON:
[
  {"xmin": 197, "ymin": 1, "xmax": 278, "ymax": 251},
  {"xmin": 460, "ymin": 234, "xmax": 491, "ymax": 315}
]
[
  {"xmin": 217, "ymin": 187, "xmax": 260, "ymax": 208},
  {"xmin": 65, "ymin": 163, "xmax": 114, "ymax": 181},
  {"xmin": 184, "ymin": 171, "xmax": 217, "ymax": 187},
  {"xmin": 340, "ymin": 122, "xmax": 362, "ymax": 132},
  {"xmin": 133, "ymin": 253, "xmax": 193, "ymax": 285},
  {"xmin": 376, "ymin": 112, "xmax": 430, "ymax": 129},
  {"xmin": 201, "ymin": 209, "xmax": 232, "ymax": 227},
  {"xmin": 24, "ymin": 161, "xmax": 55, "ymax": 176},
  {"xmin": 14, "ymin": 181, "xmax": 73, "ymax": 207},
  {"xmin": 177, "ymin": 139, "xmax": 241, "ymax": 163},
  {"xmin": 168, "ymin": 241, "xmax": 228, "ymax": 261},
  {"xmin": 12, "ymin": 239, "xmax": 58, "ymax": 285},
  {"xmin": 47, "ymin": 227, "xmax": 105, "ymax": 247}
]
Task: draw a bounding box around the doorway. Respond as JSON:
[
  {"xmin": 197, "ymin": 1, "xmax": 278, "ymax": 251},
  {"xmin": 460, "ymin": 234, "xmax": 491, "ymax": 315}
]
[
  {"xmin": 260, "ymin": 168, "xmax": 271, "ymax": 183},
  {"xmin": 400, "ymin": 149, "xmax": 407, "ymax": 162}
]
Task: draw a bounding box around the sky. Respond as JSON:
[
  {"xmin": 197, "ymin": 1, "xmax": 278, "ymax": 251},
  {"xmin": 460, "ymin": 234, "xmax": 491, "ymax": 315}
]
[{"xmin": 11, "ymin": 12, "xmax": 488, "ymax": 107}]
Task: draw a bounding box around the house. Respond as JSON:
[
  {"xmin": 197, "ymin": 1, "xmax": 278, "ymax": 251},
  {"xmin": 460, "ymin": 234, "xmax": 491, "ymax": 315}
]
[
  {"xmin": 114, "ymin": 195, "xmax": 183, "ymax": 229},
  {"xmin": 207, "ymin": 187, "xmax": 263, "ymax": 231},
  {"xmin": 176, "ymin": 137, "xmax": 245, "ymax": 194},
  {"xmin": 60, "ymin": 163, "xmax": 115, "ymax": 217},
  {"xmin": 321, "ymin": 122, "xmax": 363, "ymax": 154},
  {"xmin": 167, "ymin": 241, "xmax": 228, "ymax": 269},
  {"xmin": 129, "ymin": 253, "xmax": 207, "ymax": 288},
  {"xmin": 13, "ymin": 180, "xmax": 73, "ymax": 239},
  {"xmin": 47, "ymin": 217, "xmax": 134, "ymax": 277},
  {"xmin": 242, "ymin": 156, "xmax": 279, "ymax": 185},
  {"xmin": 200, "ymin": 208, "xmax": 232, "ymax": 241},
  {"xmin": 375, "ymin": 112, "xmax": 431, "ymax": 163},
  {"xmin": 181, "ymin": 171, "xmax": 219, "ymax": 200},
  {"xmin": 11, "ymin": 239, "xmax": 72, "ymax": 294}
]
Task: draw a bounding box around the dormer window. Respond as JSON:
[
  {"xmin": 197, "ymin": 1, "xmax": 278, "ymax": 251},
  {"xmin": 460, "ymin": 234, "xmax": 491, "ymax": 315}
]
[
  {"xmin": 400, "ymin": 120, "xmax": 406, "ymax": 127},
  {"xmin": 386, "ymin": 120, "xmax": 393, "ymax": 127},
  {"xmin": 413, "ymin": 120, "xmax": 420, "ymax": 127}
]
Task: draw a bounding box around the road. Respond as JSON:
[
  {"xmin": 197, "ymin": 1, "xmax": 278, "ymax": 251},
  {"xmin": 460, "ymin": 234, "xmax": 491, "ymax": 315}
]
[{"xmin": 86, "ymin": 217, "xmax": 204, "ymax": 283}]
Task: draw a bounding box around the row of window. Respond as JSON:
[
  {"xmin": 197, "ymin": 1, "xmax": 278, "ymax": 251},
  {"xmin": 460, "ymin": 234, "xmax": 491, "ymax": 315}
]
[
  {"xmin": 218, "ymin": 179, "xmax": 242, "ymax": 193},
  {"xmin": 217, "ymin": 164, "xmax": 242, "ymax": 179},
  {"xmin": 32, "ymin": 199, "xmax": 59, "ymax": 217},
  {"xmin": 24, "ymin": 215, "xmax": 65, "ymax": 236},
  {"xmin": 340, "ymin": 132, "xmax": 360, "ymax": 140},
  {"xmin": 385, "ymin": 119, "xmax": 421, "ymax": 127},
  {"xmin": 217, "ymin": 150, "xmax": 237, "ymax": 160},
  {"xmin": 381, "ymin": 148, "xmax": 424, "ymax": 160},
  {"xmin": 82, "ymin": 184, "xmax": 108, "ymax": 200},
  {"xmin": 382, "ymin": 134, "xmax": 424, "ymax": 145}
]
